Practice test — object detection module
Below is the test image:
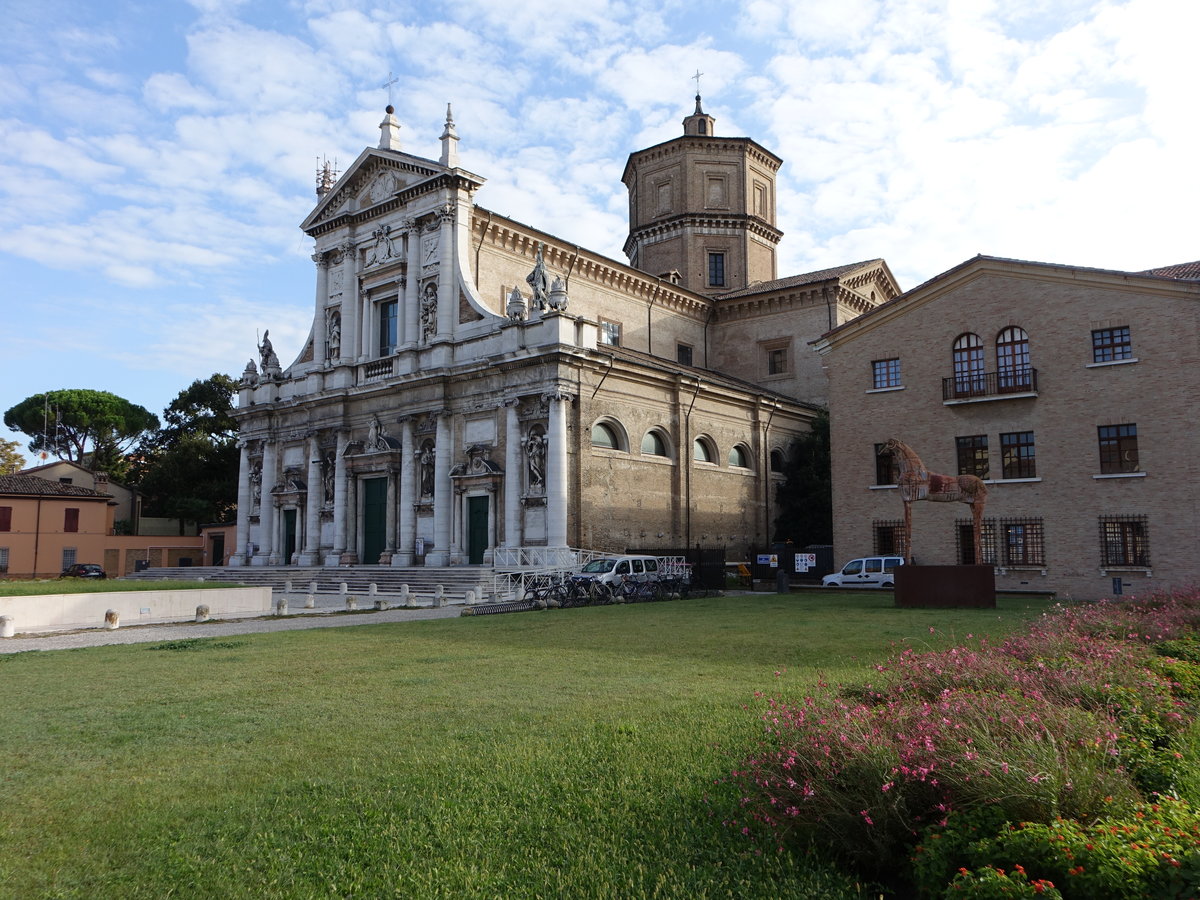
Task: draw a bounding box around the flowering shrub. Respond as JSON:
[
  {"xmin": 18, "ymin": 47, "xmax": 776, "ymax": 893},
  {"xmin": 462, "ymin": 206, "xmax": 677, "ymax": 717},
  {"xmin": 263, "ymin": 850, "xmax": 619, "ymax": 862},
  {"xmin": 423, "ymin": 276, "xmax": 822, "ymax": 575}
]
[
  {"xmin": 943, "ymin": 864, "xmax": 1060, "ymax": 898},
  {"xmin": 729, "ymin": 587, "xmax": 1200, "ymax": 893},
  {"xmin": 917, "ymin": 796, "xmax": 1200, "ymax": 899}
]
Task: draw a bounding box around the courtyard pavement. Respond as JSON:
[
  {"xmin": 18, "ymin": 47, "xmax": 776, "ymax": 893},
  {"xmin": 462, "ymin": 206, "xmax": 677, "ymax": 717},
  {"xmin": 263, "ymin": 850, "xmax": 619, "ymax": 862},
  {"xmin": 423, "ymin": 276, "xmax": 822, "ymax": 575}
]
[{"xmin": 0, "ymin": 604, "xmax": 464, "ymax": 654}]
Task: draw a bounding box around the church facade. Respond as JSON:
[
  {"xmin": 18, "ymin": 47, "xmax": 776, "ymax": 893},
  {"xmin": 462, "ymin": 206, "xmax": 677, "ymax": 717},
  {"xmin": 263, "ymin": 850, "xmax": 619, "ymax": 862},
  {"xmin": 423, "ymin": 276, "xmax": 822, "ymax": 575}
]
[{"xmin": 230, "ymin": 98, "xmax": 898, "ymax": 568}]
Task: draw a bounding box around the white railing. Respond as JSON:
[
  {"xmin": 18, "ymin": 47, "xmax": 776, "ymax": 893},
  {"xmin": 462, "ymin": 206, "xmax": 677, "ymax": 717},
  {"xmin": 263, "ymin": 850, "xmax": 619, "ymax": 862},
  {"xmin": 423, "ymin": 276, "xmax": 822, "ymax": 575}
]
[{"xmin": 360, "ymin": 358, "xmax": 395, "ymax": 383}]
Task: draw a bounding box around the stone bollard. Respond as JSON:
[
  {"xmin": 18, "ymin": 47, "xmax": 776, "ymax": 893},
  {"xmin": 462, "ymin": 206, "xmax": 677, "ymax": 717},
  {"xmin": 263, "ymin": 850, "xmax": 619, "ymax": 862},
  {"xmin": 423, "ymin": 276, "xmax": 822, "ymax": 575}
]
[
  {"xmin": 339, "ymin": 581, "xmax": 348, "ymax": 596},
  {"xmin": 308, "ymin": 581, "xmax": 317, "ymax": 595},
  {"xmin": 374, "ymin": 598, "xmax": 388, "ymax": 611},
  {"xmin": 399, "ymin": 584, "xmax": 412, "ymax": 607},
  {"xmin": 104, "ymin": 609, "xmax": 120, "ymax": 630},
  {"xmin": 0, "ymin": 615, "xmax": 13, "ymax": 638},
  {"xmin": 285, "ymin": 580, "xmax": 293, "ymax": 594},
  {"xmin": 275, "ymin": 597, "xmax": 288, "ymax": 615},
  {"xmin": 465, "ymin": 589, "xmax": 477, "ymax": 606},
  {"xmin": 346, "ymin": 595, "xmax": 358, "ymax": 610},
  {"xmin": 304, "ymin": 593, "xmax": 315, "ymax": 609},
  {"xmin": 476, "ymin": 583, "xmax": 489, "ymax": 604},
  {"xmin": 434, "ymin": 584, "xmax": 446, "ymax": 608},
  {"xmin": 369, "ymin": 583, "xmax": 378, "ymax": 597},
  {"xmin": 195, "ymin": 604, "xmax": 210, "ymax": 623}
]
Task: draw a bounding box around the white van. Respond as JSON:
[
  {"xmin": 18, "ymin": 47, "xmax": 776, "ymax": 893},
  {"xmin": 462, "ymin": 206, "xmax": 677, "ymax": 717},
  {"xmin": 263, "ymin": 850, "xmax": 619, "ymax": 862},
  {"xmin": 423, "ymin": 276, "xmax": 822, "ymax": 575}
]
[
  {"xmin": 822, "ymin": 556, "xmax": 905, "ymax": 588},
  {"xmin": 571, "ymin": 555, "xmax": 660, "ymax": 588}
]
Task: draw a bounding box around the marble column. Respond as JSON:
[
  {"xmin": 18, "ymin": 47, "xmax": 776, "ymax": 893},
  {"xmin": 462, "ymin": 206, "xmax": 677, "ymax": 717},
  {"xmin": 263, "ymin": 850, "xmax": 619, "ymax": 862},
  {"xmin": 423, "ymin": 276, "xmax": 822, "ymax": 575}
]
[
  {"xmin": 402, "ymin": 221, "xmax": 420, "ymax": 348},
  {"xmin": 427, "ymin": 412, "xmax": 452, "ymax": 566},
  {"xmin": 545, "ymin": 392, "xmax": 570, "ymax": 549},
  {"xmin": 436, "ymin": 205, "xmax": 454, "ymax": 338},
  {"xmin": 231, "ymin": 442, "xmax": 251, "ymax": 565},
  {"xmin": 385, "ymin": 465, "xmax": 398, "ymax": 556},
  {"xmin": 339, "ymin": 241, "xmax": 359, "ymax": 361},
  {"xmin": 300, "ymin": 435, "xmax": 322, "ymax": 565},
  {"xmin": 395, "ymin": 418, "xmax": 416, "ymax": 566},
  {"xmin": 258, "ymin": 441, "xmax": 278, "ymax": 565},
  {"xmin": 359, "ymin": 285, "xmax": 371, "ymax": 362},
  {"xmin": 503, "ymin": 399, "xmax": 522, "ymax": 548},
  {"xmin": 344, "ymin": 475, "xmax": 360, "ymax": 565},
  {"xmin": 313, "ymin": 253, "xmax": 330, "ymax": 362},
  {"xmin": 327, "ymin": 431, "xmax": 349, "ymax": 566}
]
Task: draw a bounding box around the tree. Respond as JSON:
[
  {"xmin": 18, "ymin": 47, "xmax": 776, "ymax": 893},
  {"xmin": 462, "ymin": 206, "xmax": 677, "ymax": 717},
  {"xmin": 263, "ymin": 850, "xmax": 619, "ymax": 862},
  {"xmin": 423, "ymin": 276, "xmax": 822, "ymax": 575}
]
[
  {"xmin": 134, "ymin": 375, "xmax": 239, "ymax": 530},
  {"xmin": 4, "ymin": 389, "xmax": 159, "ymax": 481},
  {"xmin": 0, "ymin": 437, "xmax": 25, "ymax": 474},
  {"xmin": 773, "ymin": 409, "xmax": 833, "ymax": 547}
]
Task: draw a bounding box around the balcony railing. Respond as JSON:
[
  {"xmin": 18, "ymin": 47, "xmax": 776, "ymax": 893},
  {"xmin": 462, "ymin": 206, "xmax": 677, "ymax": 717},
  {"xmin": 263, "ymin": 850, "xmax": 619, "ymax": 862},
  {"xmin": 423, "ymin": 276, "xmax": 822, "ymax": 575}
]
[
  {"xmin": 360, "ymin": 358, "xmax": 396, "ymax": 384},
  {"xmin": 942, "ymin": 368, "xmax": 1038, "ymax": 402}
]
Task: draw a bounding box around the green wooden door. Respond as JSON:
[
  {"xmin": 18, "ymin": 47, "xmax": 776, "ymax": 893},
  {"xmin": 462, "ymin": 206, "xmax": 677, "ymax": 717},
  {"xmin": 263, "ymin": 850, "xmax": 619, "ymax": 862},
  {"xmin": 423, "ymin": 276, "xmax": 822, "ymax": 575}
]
[
  {"xmin": 282, "ymin": 509, "xmax": 297, "ymax": 564},
  {"xmin": 362, "ymin": 477, "xmax": 387, "ymax": 565},
  {"xmin": 467, "ymin": 496, "xmax": 489, "ymax": 565}
]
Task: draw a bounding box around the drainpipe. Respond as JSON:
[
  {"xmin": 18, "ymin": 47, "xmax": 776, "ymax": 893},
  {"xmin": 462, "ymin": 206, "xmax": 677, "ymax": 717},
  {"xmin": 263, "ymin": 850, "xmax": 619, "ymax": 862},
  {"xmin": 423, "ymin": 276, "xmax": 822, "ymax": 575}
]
[
  {"xmin": 33, "ymin": 496, "xmax": 43, "ymax": 578},
  {"xmin": 683, "ymin": 376, "xmax": 702, "ymax": 548}
]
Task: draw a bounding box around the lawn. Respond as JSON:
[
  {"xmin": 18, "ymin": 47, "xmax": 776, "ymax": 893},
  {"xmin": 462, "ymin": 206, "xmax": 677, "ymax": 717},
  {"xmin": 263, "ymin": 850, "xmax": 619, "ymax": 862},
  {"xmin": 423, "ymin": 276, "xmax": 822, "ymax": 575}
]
[
  {"xmin": 0, "ymin": 579, "xmax": 223, "ymax": 597},
  {"xmin": 0, "ymin": 592, "xmax": 1054, "ymax": 898}
]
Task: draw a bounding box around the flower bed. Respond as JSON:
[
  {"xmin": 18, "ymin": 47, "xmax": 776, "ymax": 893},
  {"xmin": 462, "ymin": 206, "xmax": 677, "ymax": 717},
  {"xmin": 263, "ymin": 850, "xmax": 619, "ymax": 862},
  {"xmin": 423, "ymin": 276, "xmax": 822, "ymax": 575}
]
[{"xmin": 729, "ymin": 587, "xmax": 1200, "ymax": 897}]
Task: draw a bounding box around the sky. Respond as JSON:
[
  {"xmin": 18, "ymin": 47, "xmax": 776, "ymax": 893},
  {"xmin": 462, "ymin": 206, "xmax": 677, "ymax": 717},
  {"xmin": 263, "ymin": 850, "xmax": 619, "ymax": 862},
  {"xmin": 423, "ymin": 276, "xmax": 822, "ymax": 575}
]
[{"xmin": 1, "ymin": 0, "xmax": 1195, "ymax": 463}]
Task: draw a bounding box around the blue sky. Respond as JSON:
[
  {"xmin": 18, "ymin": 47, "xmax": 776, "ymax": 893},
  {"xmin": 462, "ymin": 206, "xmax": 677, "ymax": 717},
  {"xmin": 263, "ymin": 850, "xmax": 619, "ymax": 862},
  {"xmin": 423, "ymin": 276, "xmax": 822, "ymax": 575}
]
[{"xmin": 1, "ymin": 0, "xmax": 1194, "ymax": 464}]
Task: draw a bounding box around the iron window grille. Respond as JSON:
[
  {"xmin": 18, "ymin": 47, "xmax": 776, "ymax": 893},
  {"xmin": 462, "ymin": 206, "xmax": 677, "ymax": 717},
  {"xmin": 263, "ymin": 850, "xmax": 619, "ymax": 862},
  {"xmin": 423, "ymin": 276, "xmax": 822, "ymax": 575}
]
[
  {"xmin": 1098, "ymin": 424, "xmax": 1139, "ymax": 474},
  {"xmin": 956, "ymin": 518, "xmax": 998, "ymax": 565},
  {"xmin": 1000, "ymin": 517, "xmax": 1044, "ymax": 566},
  {"xmin": 1099, "ymin": 515, "xmax": 1150, "ymax": 567},
  {"xmin": 873, "ymin": 520, "xmax": 906, "ymax": 557}
]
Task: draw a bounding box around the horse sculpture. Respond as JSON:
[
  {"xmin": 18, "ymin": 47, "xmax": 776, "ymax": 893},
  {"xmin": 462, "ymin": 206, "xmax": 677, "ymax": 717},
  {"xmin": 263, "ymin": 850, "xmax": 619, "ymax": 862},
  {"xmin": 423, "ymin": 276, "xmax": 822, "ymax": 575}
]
[{"xmin": 879, "ymin": 438, "xmax": 989, "ymax": 565}]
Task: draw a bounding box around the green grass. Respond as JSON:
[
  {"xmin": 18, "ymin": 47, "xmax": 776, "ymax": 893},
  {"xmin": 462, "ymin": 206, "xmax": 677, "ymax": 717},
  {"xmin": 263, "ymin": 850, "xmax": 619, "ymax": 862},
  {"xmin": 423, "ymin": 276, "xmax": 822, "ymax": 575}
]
[
  {"xmin": 0, "ymin": 592, "xmax": 1054, "ymax": 899},
  {"xmin": 0, "ymin": 578, "xmax": 234, "ymax": 596}
]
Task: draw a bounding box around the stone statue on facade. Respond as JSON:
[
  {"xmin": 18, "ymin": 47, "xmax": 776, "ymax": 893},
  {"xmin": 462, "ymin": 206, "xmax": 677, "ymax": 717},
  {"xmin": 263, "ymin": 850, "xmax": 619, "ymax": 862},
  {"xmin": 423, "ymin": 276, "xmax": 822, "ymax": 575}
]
[
  {"xmin": 368, "ymin": 414, "xmax": 392, "ymax": 451},
  {"xmin": 249, "ymin": 462, "xmax": 262, "ymax": 508},
  {"xmin": 526, "ymin": 243, "xmax": 550, "ymax": 310},
  {"xmin": 365, "ymin": 224, "xmax": 395, "ymax": 267},
  {"xmin": 258, "ymin": 330, "xmax": 280, "ymax": 370},
  {"xmin": 241, "ymin": 359, "xmax": 259, "ymax": 387},
  {"xmin": 322, "ymin": 451, "xmax": 335, "ymax": 506},
  {"xmin": 326, "ymin": 308, "xmax": 341, "ymax": 360},
  {"xmin": 420, "ymin": 283, "xmax": 437, "ymax": 342},
  {"xmin": 419, "ymin": 442, "xmax": 435, "ymax": 496},
  {"xmin": 526, "ymin": 431, "xmax": 546, "ymax": 492}
]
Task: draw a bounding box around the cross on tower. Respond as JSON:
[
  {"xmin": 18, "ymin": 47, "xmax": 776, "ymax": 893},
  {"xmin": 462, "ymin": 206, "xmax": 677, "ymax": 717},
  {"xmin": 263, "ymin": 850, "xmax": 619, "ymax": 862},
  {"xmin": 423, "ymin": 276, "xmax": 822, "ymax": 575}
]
[
  {"xmin": 692, "ymin": 69, "xmax": 703, "ymax": 94},
  {"xmin": 381, "ymin": 70, "xmax": 399, "ymax": 107}
]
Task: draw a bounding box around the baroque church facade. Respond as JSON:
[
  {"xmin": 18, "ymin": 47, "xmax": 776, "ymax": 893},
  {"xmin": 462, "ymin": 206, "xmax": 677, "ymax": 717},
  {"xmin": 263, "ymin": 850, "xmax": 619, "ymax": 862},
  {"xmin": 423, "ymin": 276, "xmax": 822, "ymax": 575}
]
[{"xmin": 230, "ymin": 97, "xmax": 899, "ymax": 568}]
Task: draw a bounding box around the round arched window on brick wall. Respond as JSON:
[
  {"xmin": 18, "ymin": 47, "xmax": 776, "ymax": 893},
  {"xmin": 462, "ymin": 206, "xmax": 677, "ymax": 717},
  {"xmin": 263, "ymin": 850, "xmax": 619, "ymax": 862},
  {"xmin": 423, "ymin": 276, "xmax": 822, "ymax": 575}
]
[
  {"xmin": 729, "ymin": 444, "xmax": 751, "ymax": 468},
  {"xmin": 641, "ymin": 429, "xmax": 668, "ymax": 457},
  {"xmin": 693, "ymin": 436, "xmax": 716, "ymax": 463},
  {"xmin": 591, "ymin": 420, "xmax": 627, "ymax": 451}
]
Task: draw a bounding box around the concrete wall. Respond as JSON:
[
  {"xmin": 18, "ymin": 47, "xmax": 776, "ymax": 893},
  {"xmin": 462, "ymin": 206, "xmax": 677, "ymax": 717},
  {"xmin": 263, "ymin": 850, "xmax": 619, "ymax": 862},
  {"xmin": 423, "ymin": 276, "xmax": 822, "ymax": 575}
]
[{"xmin": 0, "ymin": 586, "xmax": 272, "ymax": 633}]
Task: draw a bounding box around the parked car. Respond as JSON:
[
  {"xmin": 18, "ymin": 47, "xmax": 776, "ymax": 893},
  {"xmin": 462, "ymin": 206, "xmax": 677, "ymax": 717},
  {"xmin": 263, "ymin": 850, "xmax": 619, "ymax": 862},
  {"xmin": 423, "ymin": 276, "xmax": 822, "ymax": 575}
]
[
  {"xmin": 571, "ymin": 555, "xmax": 661, "ymax": 589},
  {"xmin": 821, "ymin": 556, "xmax": 904, "ymax": 588},
  {"xmin": 60, "ymin": 563, "xmax": 106, "ymax": 579}
]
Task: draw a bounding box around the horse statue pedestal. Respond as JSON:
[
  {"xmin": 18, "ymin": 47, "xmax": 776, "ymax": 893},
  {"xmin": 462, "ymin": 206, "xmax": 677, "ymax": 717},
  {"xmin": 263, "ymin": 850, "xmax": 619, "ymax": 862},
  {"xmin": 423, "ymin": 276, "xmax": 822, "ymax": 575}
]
[{"xmin": 894, "ymin": 565, "xmax": 996, "ymax": 609}]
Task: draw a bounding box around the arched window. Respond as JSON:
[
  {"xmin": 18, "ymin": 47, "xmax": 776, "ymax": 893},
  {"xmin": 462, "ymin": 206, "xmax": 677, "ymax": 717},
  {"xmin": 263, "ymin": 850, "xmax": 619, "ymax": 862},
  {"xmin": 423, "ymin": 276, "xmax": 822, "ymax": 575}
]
[
  {"xmin": 729, "ymin": 444, "xmax": 750, "ymax": 468},
  {"xmin": 996, "ymin": 327, "xmax": 1031, "ymax": 391},
  {"xmin": 952, "ymin": 333, "xmax": 985, "ymax": 397},
  {"xmin": 693, "ymin": 437, "xmax": 715, "ymax": 463},
  {"xmin": 770, "ymin": 449, "xmax": 785, "ymax": 473},
  {"xmin": 641, "ymin": 430, "xmax": 668, "ymax": 457},
  {"xmin": 591, "ymin": 422, "xmax": 620, "ymax": 450}
]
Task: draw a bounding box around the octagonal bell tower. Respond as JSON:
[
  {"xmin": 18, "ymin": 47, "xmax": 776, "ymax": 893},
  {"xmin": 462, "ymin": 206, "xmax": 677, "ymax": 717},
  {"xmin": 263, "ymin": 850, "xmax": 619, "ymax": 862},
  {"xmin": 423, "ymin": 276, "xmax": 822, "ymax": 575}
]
[{"xmin": 622, "ymin": 94, "xmax": 782, "ymax": 295}]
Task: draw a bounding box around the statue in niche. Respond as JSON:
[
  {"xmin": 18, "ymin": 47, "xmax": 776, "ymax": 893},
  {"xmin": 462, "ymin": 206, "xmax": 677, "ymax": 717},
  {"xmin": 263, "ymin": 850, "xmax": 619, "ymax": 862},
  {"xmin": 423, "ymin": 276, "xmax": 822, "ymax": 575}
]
[
  {"xmin": 365, "ymin": 224, "xmax": 395, "ymax": 267},
  {"xmin": 322, "ymin": 451, "xmax": 335, "ymax": 506},
  {"xmin": 419, "ymin": 441, "xmax": 435, "ymax": 496},
  {"xmin": 420, "ymin": 283, "xmax": 437, "ymax": 342},
  {"xmin": 526, "ymin": 243, "xmax": 550, "ymax": 310},
  {"xmin": 249, "ymin": 462, "xmax": 262, "ymax": 507},
  {"xmin": 526, "ymin": 431, "xmax": 546, "ymax": 492},
  {"xmin": 325, "ymin": 308, "xmax": 341, "ymax": 360},
  {"xmin": 258, "ymin": 330, "xmax": 279, "ymax": 369}
]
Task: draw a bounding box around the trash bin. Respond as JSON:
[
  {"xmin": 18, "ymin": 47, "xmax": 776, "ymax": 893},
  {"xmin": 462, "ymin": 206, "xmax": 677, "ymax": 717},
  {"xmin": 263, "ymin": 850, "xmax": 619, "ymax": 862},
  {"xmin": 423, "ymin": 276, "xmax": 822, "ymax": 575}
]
[
  {"xmin": 134, "ymin": 559, "xmax": 150, "ymax": 572},
  {"xmin": 178, "ymin": 557, "xmax": 192, "ymax": 567}
]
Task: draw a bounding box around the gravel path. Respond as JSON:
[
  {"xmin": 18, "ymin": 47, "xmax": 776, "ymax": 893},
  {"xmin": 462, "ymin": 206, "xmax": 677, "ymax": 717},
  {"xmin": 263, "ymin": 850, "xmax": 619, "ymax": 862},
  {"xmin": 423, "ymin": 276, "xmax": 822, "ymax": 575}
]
[{"xmin": 0, "ymin": 605, "xmax": 464, "ymax": 654}]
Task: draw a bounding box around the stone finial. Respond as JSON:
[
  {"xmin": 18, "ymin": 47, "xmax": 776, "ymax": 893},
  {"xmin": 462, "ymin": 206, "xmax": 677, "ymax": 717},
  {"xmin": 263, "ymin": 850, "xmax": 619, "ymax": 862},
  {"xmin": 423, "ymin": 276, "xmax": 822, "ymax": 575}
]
[
  {"xmin": 547, "ymin": 275, "xmax": 569, "ymax": 312},
  {"xmin": 439, "ymin": 103, "xmax": 459, "ymax": 168},
  {"xmin": 507, "ymin": 286, "xmax": 528, "ymax": 322},
  {"xmin": 379, "ymin": 105, "xmax": 402, "ymax": 151}
]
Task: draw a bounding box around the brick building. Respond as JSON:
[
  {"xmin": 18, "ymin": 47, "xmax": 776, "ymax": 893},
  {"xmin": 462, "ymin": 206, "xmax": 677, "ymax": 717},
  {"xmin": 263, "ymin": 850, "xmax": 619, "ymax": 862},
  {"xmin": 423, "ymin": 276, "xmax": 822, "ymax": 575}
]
[{"xmin": 814, "ymin": 255, "xmax": 1200, "ymax": 599}]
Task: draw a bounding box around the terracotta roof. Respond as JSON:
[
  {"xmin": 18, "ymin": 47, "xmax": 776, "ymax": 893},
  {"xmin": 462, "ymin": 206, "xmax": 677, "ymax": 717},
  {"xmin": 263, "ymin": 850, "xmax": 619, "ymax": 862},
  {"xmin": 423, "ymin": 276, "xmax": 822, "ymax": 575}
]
[
  {"xmin": 1138, "ymin": 260, "xmax": 1200, "ymax": 280},
  {"xmin": 0, "ymin": 474, "xmax": 113, "ymax": 499},
  {"xmin": 718, "ymin": 260, "xmax": 883, "ymax": 299}
]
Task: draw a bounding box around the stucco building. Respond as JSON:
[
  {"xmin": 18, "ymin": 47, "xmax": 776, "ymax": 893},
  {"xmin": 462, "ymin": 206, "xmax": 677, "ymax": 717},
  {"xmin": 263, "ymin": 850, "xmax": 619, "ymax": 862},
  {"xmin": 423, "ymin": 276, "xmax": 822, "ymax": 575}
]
[
  {"xmin": 230, "ymin": 97, "xmax": 898, "ymax": 568},
  {"xmin": 814, "ymin": 255, "xmax": 1200, "ymax": 599}
]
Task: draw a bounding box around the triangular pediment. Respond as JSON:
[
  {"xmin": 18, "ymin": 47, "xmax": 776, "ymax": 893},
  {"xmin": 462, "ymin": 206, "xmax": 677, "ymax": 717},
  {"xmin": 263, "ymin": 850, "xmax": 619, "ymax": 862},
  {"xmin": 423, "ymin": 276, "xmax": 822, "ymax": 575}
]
[{"xmin": 301, "ymin": 148, "xmax": 445, "ymax": 233}]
